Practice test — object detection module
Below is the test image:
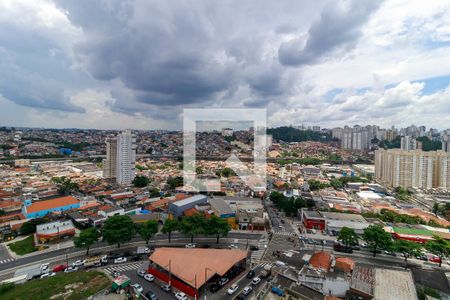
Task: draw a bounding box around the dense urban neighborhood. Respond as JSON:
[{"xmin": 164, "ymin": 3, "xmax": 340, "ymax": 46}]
[{"xmin": 0, "ymin": 124, "xmax": 449, "ymax": 300}]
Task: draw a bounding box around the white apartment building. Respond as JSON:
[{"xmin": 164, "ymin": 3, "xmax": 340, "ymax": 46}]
[
  {"xmin": 375, "ymin": 149, "xmax": 450, "ymax": 189},
  {"xmin": 400, "ymin": 136, "xmax": 417, "ymax": 151},
  {"xmin": 116, "ymin": 130, "xmax": 136, "ymax": 185},
  {"xmin": 102, "ymin": 130, "xmax": 136, "ymax": 185}
]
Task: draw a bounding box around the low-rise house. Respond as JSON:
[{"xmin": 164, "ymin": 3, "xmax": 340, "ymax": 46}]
[
  {"xmin": 98, "ymin": 205, "xmax": 124, "ymax": 218},
  {"xmin": 22, "ymin": 196, "xmax": 80, "ymax": 219},
  {"xmin": 36, "ymin": 220, "xmax": 75, "ymax": 243}
]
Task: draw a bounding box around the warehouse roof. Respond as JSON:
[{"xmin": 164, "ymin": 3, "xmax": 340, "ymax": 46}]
[
  {"xmin": 149, "ymin": 247, "xmax": 247, "ymax": 288},
  {"xmin": 26, "ymin": 196, "xmax": 79, "ymax": 213},
  {"xmin": 171, "ymin": 194, "xmax": 207, "ymax": 207}
]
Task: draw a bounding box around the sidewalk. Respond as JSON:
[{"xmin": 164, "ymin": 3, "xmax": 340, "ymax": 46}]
[{"xmin": 6, "ymin": 238, "xmax": 74, "ymax": 259}]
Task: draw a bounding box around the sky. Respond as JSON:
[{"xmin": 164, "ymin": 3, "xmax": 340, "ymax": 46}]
[{"xmin": 1, "ymin": 0, "xmax": 450, "ymax": 130}]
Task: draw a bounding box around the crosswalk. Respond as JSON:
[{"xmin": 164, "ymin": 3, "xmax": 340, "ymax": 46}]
[
  {"xmin": 250, "ymin": 234, "xmax": 268, "ymax": 263},
  {"xmin": 103, "ymin": 262, "xmax": 145, "ymax": 274},
  {"xmin": 0, "ymin": 258, "xmax": 15, "ymax": 264},
  {"xmin": 273, "ymin": 230, "xmax": 296, "ymax": 236}
]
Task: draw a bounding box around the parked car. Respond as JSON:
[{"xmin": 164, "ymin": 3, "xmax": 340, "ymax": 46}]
[
  {"xmin": 52, "ymin": 265, "xmax": 67, "ymax": 272},
  {"xmin": 161, "ymin": 284, "xmax": 172, "ymax": 292},
  {"xmin": 249, "ymin": 245, "xmax": 259, "ymax": 251},
  {"xmin": 384, "ymin": 250, "xmax": 396, "ymax": 256},
  {"xmin": 132, "ymin": 283, "xmax": 144, "ymax": 293},
  {"xmin": 251, "ymin": 277, "xmax": 261, "ymax": 286},
  {"xmin": 210, "ymin": 283, "xmax": 221, "ymax": 293},
  {"xmin": 40, "ymin": 272, "xmax": 56, "ymax": 279},
  {"xmin": 218, "ymin": 277, "xmax": 229, "ymax": 286},
  {"xmin": 175, "ymin": 292, "xmax": 188, "ymax": 300},
  {"xmin": 144, "ymin": 274, "xmax": 155, "ymax": 282},
  {"xmin": 246, "ymin": 270, "xmax": 255, "ymax": 279},
  {"xmin": 185, "ymin": 243, "xmax": 196, "ymax": 248},
  {"xmin": 114, "ymin": 257, "xmax": 127, "ymax": 264},
  {"xmin": 64, "ymin": 266, "xmax": 78, "ymax": 273},
  {"xmin": 271, "ymin": 286, "xmax": 284, "ymax": 296},
  {"xmin": 228, "ymin": 244, "xmax": 239, "ymax": 249},
  {"xmin": 242, "ymin": 286, "xmax": 253, "ymax": 296},
  {"xmin": 131, "ymin": 255, "xmax": 142, "ymax": 261},
  {"xmin": 137, "ymin": 269, "xmax": 146, "ymax": 277},
  {"xmin": 236, "ymin": 294, "xmax": 245, "ymax": 300},
  {"xmin": 72, "ymin": 260, "xmax": 85, "ymax": 267},
  {"xmin": 430, "ymin": 255, "xmax": 442, "ymax": 264},
  {"xmin": 227, "ymin": 284, "xmax": 239, "ymax": 295},
  {"xmin": 145, "ymin": 290, "xmax": 157, "ymax": 300},
  {"xmin": 109, "ymin": 253, "xmax": 122, "ymax": 259}
]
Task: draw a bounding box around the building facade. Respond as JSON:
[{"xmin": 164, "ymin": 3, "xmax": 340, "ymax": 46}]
[
  {"xmin": 375, "ymin": 149, "xmax": 450, "ymax": 189},
  {"xmin": 102, "ymin": 130, "xmax": 136, "ymax": 185}
]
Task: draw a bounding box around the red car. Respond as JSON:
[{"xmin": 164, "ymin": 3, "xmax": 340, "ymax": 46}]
[
  {"xmin": 53, "ymin": 264, "xmax": 67, "ymax": 272},
  {"xmin": 429, "ymin": 256, "xmax": 442, "ymax": 264}
]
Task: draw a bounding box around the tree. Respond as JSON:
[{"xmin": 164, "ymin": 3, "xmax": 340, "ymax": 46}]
[
  {"xmin": 102, "ymin": 215, "xmax": 136, "ymax": 248},
  {"xmin": 52, "ymin": 176, "xmax": 79, "ymax": 195},
  {"xmin": 363, "ymin": 224, "xmax": 392, "ymax": 257},
  {"xmin": 337, "ymin": 227, "xmax": 358, "ymax": 247},
  {"xmin": 20, "ymin": 218, "xmax": 47, "ymax": 235},
  {"xmin": 167, "ymin": 176, "xmax": 183, "ymax": 190},
  {"xmin": 149, "ymin": 188, "xmax": 161, "ymax": 198},
  {"xmin": 132, "ymin": 175, "xmax": 150, "ymax": 188},
  {"xmin": 179, "ymin": 214, "xmax": 206, "ymax": 243},
  {"xmin": 425, "ymin": 236, "xmax": 450, "ymax": 267},
  {"xmin": 74, "ymin": 227, "xmax": 99, "ymax": 255},
  {"xmin": 139, "ymin": 220, "xmax": 158, "ymax": 244},
  {"xmin": 206, "ymin": 216, "xmax": 231, "ymax": 244},
  {"xmin": 393, "ymin": 239, "xmax": 421, "ymax": 263},
  {"xmin": 432, "ymin": 202, "xmax": 440, "ymax": 217},
  {"xmin": 161, "ymin": 219, "xmax": 179, "ymax": 243}
]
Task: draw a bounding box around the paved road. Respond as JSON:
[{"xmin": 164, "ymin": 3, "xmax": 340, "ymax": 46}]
[
  {"xmin": 0, "ymin": 244, "xmax": 15, "ymax": 265},
  {"xmin": 0, "ymin": 232, "xmax": 261, "ymax": 279}
]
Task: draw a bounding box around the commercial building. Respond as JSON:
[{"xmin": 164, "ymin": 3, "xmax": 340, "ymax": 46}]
[
  {"xmin": 168, "ymin": 194, "xmax": 208, "ymax": 217},
  {"xmin": 300, "ymin": 209, "xmax": 326, "ymax": 230},
  {"xmin": 148, "ymin": 247, "xmax": 248, "ymax": 298},
  {"xmin": 36, "ymin": 220, "xmax": 75, "ymax": 243},
  {"xmin": 375, "ymin": 149, "xmax": 450, "ymax": 189},
  {"xmin": 22, "ymin": 196, "xmax": 80, "ymax": 219},
  {"xmin": 209, "ymin": 198, "xmax": 236, "ymax": 229},
  {"xmin": 103, "ymin": 130, "xmax": 136, "ymax": 185}
]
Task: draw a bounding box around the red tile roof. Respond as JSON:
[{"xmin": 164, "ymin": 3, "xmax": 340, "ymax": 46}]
[
  {"xmin": 309, "ymin": 251, "xmax": 332, "ymax": 271},
  {"xmin": 26, "ymin": 196, "xmax": 79, "ymax": 213},
  {"xmin": 335, "ymin": 257, "xmax": 355, "ymax": 273},
  {"xmin": 183, "ymin": 208, "xmax": 199, "ymax": 217}
]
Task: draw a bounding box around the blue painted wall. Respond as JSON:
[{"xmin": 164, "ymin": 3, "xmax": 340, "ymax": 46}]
[{"xmin": 23, "ymin": 203, "xmax": 81, "ymax": 219}]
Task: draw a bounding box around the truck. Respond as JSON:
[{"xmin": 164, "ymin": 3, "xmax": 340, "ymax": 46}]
[
  {"xmin": 84, "ymin": 255, "xmax": 108, "ymax": 268},
  {"xmin": 14, "ymin": 263, "xmax": 49, "ymax": 280},
  {"xmin": 260, "ymin": 263, "xmax": 272, "ymax": 279},
  {"xmin": 1, "ymin": 274, "xmax": 28, "ymax": 285},
  {"xmin": 136, "ymin": 246, "xmax": 151, "ymax": 255}
]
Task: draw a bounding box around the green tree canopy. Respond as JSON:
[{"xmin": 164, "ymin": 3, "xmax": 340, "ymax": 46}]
[
  {"xmin": 206, "ymin": 215, "xmax": 231, "ymax": 244},
  {"xmin": 179, "ymin": 214, "xmax": 206, "ymax": 243},
  {"xmin": 74, "ymin": 227, "xmax": 99, "ymax": 255},
  {"xmin": 167, "ymin": 176, "xmax": 183, "ymax": 190},
  {"xmin": 132, "ymin": 175, "xmax": 150, "ymax": 188},
  {"xmin": 20, "ymin": 218, "xmax": 48, "ymax": 235},
  {"xmin": 51, "ymin": 176, "xmax": 79, "ymax": 195},
  {"xmin": 393, "ymin": 239, "xmax": 421, "ymax": 263},
  {"xmin": 425, "ymin": 236, "xmax": 450, "ymax": 267},
  {"xmin": 363, "ymin": 224, "xmax": 392, "ymax": 257},
  {"xmin": 161, "ymin": 219, "xmax": 179, "ymax": 243},
  {"xmin": 102, "ymin": 215, "xmax": 136, "ymax": 248},
  {"xmin": 337, "ymin": 227, "xmax": 359, "ymax": 247},
  {"xmin": 139, "ymin": 220, "xmax": 158, "ymax": 244},
  {"xmin": 149, "ymin": 188, "xmax": 161, "ymax": 198}
]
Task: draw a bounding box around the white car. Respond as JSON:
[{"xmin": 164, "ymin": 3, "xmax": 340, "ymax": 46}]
[
  {"xmin": 242, "ymin": 286, "xmax": 253, "ymax": 296},
  {"xmin": 137, "ymin": 269, "xmax": 146, "ymax": 277},
  {"xmin": 64, "ymin": 266, "xmax": 78, "ymax": 273},
  {"xmin": 227, "ymin": 284, "xmax": 239, "ymax": 295},
  {"xmin": 144, "ymin": 274, "xmax": 155, "ymax": 282},
  {"xmin": 40, "ymin": 272, "xmax": 56, "ymax": 279},
  {"xmin": 185, "ymin": 243, "xmax": 196, "ymax": 248},
  {"xmin": 114, "ymin": 257, "xmax": 127, "ymax": 264},
  {"xmin": 132, "ymin": 283, "xmax": 144, "ymax": 293},
  {"xmin": 72, "ymin": 260, "xmax": 84, "ymax": 267},
  {"xmin": 251, "ymin": 277, "xmax": 261, "ymax": 285},
  {"xmin": 228, "ymin": 244, "xmax": 239, "ymax": 249},
  {"xmin": 175, "ymin": 292, "xmax": 188, "ymax": 300}
]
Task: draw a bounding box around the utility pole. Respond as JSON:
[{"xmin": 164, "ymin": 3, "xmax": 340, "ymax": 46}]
[{"xmin": 168, "ymin": 259, "xmax": 171, "ymax": 285}]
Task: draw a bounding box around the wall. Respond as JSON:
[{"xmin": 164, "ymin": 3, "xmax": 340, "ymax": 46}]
[
  {"xmin": 25, "ymin": 203, "xmax": 81, "ymax": 219},
  {"xmin": 147, "ymin": 267, "xmax": 199, "ymax": 298}
]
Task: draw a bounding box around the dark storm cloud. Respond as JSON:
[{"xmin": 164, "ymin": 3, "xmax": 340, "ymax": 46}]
[
  {"xmin": 53, "ymin": 0, "xmax": 327, "ymax": 113},
  {"xmin": 278, "ymin": 0, "xmax": 383, "ymax": 66}
]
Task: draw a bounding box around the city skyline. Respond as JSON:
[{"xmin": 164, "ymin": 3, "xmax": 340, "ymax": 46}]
[{"xmin": 1, "ymin": 0, "xmax": 450, "ymax": 130}]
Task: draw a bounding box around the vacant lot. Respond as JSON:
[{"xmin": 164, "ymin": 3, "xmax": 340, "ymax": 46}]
[
  {"xmin": 0, "ymin": 270, "xmax": 111, "ymax": 300},
  {"xmin": 8, "ymin": 236, "xmax": 37, "ymax": 255}
]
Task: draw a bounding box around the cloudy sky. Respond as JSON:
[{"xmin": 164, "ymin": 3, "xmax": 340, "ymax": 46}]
[{"xmin": 1, "ymin": 0, "xmax": 450, "ymax": 130}]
